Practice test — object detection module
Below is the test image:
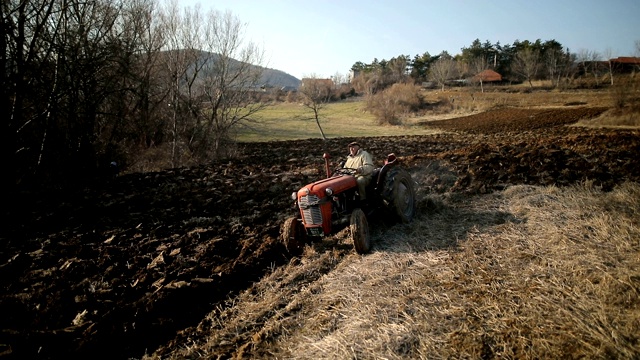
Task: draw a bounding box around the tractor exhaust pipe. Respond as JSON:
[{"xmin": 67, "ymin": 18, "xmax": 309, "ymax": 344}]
[{"xmin": 323, "ymin": 153, "xmax": 331, "ymax": 178}]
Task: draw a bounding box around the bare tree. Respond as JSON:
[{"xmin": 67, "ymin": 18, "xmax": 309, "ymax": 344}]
[
  {"xmin": 98, "ymin": 0, "xmax": 166, "ymax": 165},
  {"xmin": 198, "ymin": 9, "xmax": 266, "ymax": 159},
  {"xmin": 512, "ymin": 48, "xmax": 541, "ymax": 88},
  {"xmin": 158, "ymin": 3, "xmax": 266, "ymax": 162},
  {"xmin": 588, "ymin": 50, "xmax": 602, "ymax": 85},
  {"xmin": 604, "ymin": 48, "xmax": 615, "ymax": 85},
  {"xmin": 331, "ymin": 71, "xmax": 352, "ymax": 99},
  {"xmin": 429, "ymin": 56, "xmax": 457, "ymax": 91},
  {"xmin": 469, "ymin": 56, "xmax": 490, "ymax": 92},
  {"xmin": 576, "ymin": 49, "xmax": 602, "ymax": 85},
  {"xmin": 299, "ymin": 75, "xmax": 333, "ymax": 140},
  {"xmin": 545, "ymin": 48, "xmax": 569, "ymax": 88},
  {"xmin": 2, "ymin": 0, "xmax": 61, "ymax": 188},
  {"xmin": 159, "ymin": 1, "xmax": 209, "ymax": 166},
  {"xmin": 331, "ymin": 72, "xmax": 348, "ymax": 88},
  {"xmin": 388, "ymin": 55, "xmax": 410, "ymax": 83},
  {"xmin": 2, "ymin": 0, "xmax": 135, "ymax": 183},
  {"xmin": 546, "ymin": 48, "xmax": 575, "ymax": 89},
  {"xmin": 576, "ymin": 49, "xmax": 590, "ymax": 76},
  {"xmin": 2, "ymin": 0, "xmax": 267, "ymax": 183}
]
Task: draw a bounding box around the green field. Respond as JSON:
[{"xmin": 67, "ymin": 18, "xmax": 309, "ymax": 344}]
[
  {"xmin": 234, "ymin": 100, "xmax": 440, "ymax": 142},
  {"xmin": 233, "ymin": 85, "xmax": 640, "ymax": 142}
]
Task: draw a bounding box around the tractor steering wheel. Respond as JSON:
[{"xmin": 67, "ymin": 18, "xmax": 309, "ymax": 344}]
[{"xmin": 334, "ymin": 167, "xmax": 358, "ymax": 176}]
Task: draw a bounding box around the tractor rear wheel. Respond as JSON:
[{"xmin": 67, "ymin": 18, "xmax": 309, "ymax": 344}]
[
  {"xmin": 281, "ymin": 217, "xmax": 306, "ymax": 255},
  {"xmin": 383, "ymin": 168, "xmax": 416, "ymax": 223},
  {"xmin": 350, "ymin": 208, "xmax": 370, "ymax": 254}
]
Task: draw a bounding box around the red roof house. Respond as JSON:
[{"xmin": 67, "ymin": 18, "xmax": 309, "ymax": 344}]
[
  {"xmin": 609, "ymin": 57, "xmax": 640, "ymax": 73},
  {"xmin": 473, "ymin": 69, "xmax": 502, "ymax": 82}
]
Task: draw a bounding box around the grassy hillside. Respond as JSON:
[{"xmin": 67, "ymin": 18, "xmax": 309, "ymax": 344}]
[
  {"xmin": 234, "ymin": 100, "xmax": 439, "ymax": 142},
  {"xmin": 235, "ymin": 86, "xmax": 638, "ymax": 142}
]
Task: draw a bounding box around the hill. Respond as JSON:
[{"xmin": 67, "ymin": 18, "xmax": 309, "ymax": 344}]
[
  {"xmin": 260, "ymin": 67, "xmax": 301, "ymax": 89},
  {"xmin": 193, "ymin": 50, "xmax": 300, "ymax": 89}
]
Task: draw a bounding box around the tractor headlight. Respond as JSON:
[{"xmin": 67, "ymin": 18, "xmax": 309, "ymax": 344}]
[
  {"xmin": 291, "ymin": 192, "xmax": 297, "ymax": 200},
  {"xmin": 325, "ymin": 188, "xmax": 333, "ymax": 196}
]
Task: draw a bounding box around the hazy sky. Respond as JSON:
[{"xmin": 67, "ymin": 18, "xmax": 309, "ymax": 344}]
[{"xmin": 180, "ymin": 0, "xmax": 640, "ymax": 79}]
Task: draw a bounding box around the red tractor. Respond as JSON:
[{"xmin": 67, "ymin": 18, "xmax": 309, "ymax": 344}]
[{"xmin": 281, "ymin": 152, "xmax": 416, "ymax": 254}]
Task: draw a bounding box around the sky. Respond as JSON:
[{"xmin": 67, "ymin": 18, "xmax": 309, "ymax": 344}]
[{"xmin": 180, "ymin": 0, "xmax": 640, "ymax": 79}]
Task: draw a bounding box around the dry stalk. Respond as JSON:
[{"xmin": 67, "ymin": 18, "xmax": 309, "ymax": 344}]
[{"xmin": 155, "ymin": 182, "xmax": 640, "ymax": 359}]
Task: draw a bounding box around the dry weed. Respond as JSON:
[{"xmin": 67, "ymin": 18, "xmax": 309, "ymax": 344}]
[
  {"xmin": 576, "ymin": 108, "xmax": 640, "ymax": 129},
  {"xmin": 158, "ymin": 182, "xmax": 640, "ymax": 359}
]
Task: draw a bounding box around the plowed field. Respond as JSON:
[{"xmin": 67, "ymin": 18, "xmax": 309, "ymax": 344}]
[{"xmin": 1, "ymin": 106, "xmax": 639, "ymax": 359}]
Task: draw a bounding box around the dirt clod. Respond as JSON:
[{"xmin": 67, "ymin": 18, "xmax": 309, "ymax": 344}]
[{"xmin": 1, "ymin": 107, "xmax": 639, "ymax": 359}]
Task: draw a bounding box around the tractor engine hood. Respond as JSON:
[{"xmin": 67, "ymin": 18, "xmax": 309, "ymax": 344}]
[
  {"xmin": 297, "ymin": 175, "xmax": 357, "ymax": 199},
  {"xmin": 296, "ymin": 174, "xmax": 357, "ymax": 236}
]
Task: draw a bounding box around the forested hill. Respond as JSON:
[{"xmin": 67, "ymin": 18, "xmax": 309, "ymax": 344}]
[
  {"xmin": 194, "ymin": 50, "xmax": 300, "ymax": 89},
  {"xmin": 260, "ymin": 67, "xmax": 301, "ymax": 89}
]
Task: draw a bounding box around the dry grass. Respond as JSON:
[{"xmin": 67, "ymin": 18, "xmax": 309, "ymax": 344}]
[
  {"xmin": 574, "ymin": 108, "xmax": 640, "ymax": 129},
  {"xmin": 158, "ymin": 175, "xmax": 640, "ymax": 359},
  {"xmin": 419, "ymin": 87, "xmax": 611, "ymax": 115},
  {"xmin": 235, "ymin": 101, "xmax": 440, "ymax": 142},
  {"xmin": 235, "ymin": 83, "xmax": 640, "ymax": 142}
]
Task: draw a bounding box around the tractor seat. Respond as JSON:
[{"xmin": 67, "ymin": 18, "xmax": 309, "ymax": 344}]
[
  {"xmin": 372, "ymin": 168, "xmax": 381, "ymax": 180},
  {"xmin": 385, "ymin": 153, "xmax": 397, "ymax": 165},
  {"xmin": 373, "ymin": 153, "xmax": 398, "ymax": 190}
]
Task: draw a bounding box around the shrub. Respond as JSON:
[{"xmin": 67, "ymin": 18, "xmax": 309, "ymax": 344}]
[
  {"xmin": 366, "ymin": 83, "xmax": 423, "ymax": 125},
  {"xmin": 610, "ymin": 76, "xmax": 639, "ymax": 111},
  {"xmin": 285, "ymin": 91, "xmax": 298, "ymax": 103}
]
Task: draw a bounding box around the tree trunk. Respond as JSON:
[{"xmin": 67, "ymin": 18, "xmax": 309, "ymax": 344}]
[
  {"xmin": 608, "ymin": 61, "xmax": 614, "ymax": 85},
  {"xmin": 313, "ymin": 108, "xmax": 327, "ymax": 140}
]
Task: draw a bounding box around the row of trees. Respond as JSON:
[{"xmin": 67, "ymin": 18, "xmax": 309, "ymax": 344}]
[
  {"xmin": 351, "ymin": 39, "xmax": 638, "ymax": 93},
  {"xmin": 2, "ymin": 0, "xmax": 264, "ymax": 189}
]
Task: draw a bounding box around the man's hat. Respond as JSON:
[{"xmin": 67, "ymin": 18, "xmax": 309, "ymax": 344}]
[{"xmin": 348, "ymin": 141, "xmax": 360, "ymax": 147}]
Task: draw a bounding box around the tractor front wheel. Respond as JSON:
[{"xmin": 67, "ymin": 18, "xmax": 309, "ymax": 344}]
[
  {"xmin": 281, "ymin": 217, "xmax": 306, "ymax": 255},
  {"xmin": 350, "ymin": 208, "xmax": 370, "ymax": 254}
]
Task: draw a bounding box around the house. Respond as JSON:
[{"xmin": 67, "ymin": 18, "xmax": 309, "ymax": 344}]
[
  {"xmin": 349, "ymin": 69, "xmax": 360, "ymax": 83},
  {"xmin": 609, "ymin": 57, "xmax": 640, "ymax": 73},
  {"xmin": 473, "ymin": 69, "xmax": 502, "ymax": 83},
  {"xmin": 300, "ymin": 78, "xmax": 334, "ymax": 89}
]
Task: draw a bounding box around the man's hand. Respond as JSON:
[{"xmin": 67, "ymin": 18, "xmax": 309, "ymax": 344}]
[{"xmin": 356, "ymin": 166, "xmax": 363, "ymax": 175}]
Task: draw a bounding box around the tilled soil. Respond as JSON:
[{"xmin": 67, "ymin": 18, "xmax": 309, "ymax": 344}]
[{"xmin": 1, "ymin": 106, "xmax": 639, "ymax": 359}]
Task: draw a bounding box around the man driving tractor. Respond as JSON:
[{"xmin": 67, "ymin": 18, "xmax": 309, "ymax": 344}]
[
  {"xmin": 282, "ymin": 140, "xmax": 416, "ymax": 254},
  {"xmin": 343, "ymin": 141, "xmax": 374, "ymax": 205}
]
